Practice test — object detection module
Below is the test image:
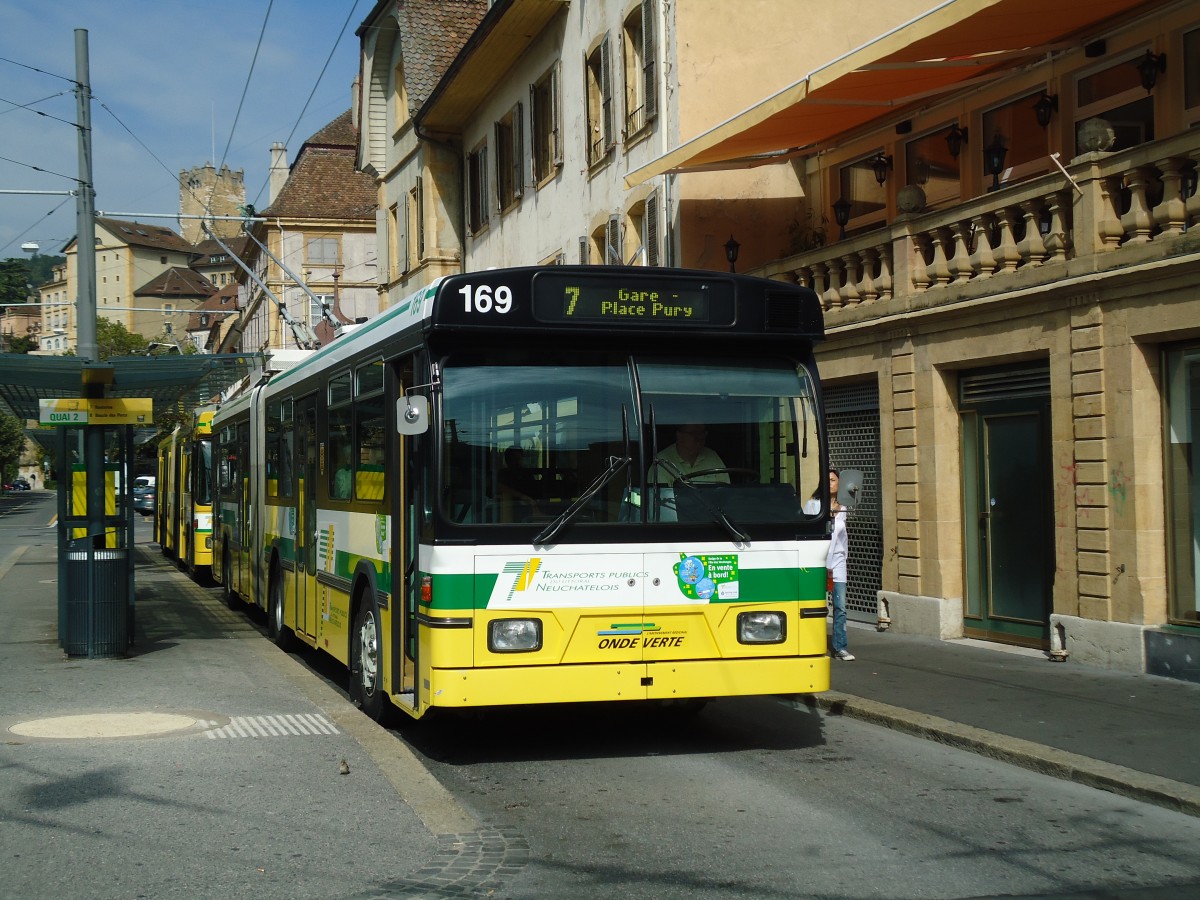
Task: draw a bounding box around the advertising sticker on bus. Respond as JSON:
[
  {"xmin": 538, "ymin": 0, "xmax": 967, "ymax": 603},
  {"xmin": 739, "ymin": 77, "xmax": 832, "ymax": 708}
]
[{"xmin": 674, "ymin": 552, "xmax": 739, "ymax": 601}]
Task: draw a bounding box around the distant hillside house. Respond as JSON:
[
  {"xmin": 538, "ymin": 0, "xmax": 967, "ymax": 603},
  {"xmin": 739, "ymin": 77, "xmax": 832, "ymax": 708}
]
[
  {"xmin": 43, "ymin": 217, "xmax": 197, "ymax": 354},
  {"xmin": 187, "ymin": 283, "xmax": 240, "ymax": 353},
  {"xmin": 134, "ymin": 266, "xmax": 216, "ymax": 349},
  {"xmin": 191, "ymin": 235, "xmax": 251, "ymax": 291}
]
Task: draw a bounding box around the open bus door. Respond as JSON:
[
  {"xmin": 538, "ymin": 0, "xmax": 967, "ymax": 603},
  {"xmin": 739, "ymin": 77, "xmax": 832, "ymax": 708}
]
[{"xmin": 392, "ymin": 379, "xmax": 426, "ymax": 714}]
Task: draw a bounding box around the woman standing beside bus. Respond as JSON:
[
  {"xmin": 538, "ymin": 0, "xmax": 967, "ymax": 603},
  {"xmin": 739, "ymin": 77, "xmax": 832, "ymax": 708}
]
[{"xmin": 806, "ymin": 468, "xmax": 854, "ymax": 661}]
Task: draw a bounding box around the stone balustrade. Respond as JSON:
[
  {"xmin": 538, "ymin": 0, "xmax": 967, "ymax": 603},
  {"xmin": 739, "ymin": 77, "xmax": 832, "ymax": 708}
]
[{"xmin": 756, "ymin": 129, "xmax": 1200, "ymax": 314}]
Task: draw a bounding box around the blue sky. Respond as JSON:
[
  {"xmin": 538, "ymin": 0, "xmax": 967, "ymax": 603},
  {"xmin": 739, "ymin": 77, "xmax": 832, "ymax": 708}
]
[{"xmin": 0, "ymin": 0, "xmax": 365, "ymax": 260}]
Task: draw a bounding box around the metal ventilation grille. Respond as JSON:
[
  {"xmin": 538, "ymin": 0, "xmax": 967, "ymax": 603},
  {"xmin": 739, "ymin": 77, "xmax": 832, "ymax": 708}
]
[
  {"xmin": 959, "ymin": 364, "xmax": 1050, "ymax": 404},
  {"xmin": 764, "ymin": 293, "xmax": 802, "ymax": 331},
  {"xmin": 824, "ymin": 381, "xmax": 882, "ymax": 621}
]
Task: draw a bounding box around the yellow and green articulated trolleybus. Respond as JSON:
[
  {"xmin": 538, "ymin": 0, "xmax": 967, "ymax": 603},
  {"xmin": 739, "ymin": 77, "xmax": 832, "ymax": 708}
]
[
  {"xmin": 156, "ymin": 407, "xmax": 216, "ymax": 578},
  {"xmin": 212, "ymin": 265, "xmax": 833, "ymax": 721}
]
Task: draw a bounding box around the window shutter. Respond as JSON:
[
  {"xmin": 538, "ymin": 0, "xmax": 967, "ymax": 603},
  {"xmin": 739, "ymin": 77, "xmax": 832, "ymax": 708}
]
[
  {"xmin": 642, "ymin": 0, "xmax": 657, "ymax": 122},
  {"xmin": 579, "ymin": 236, "xmax": 589, "ymax": 265},
  {"xmin": 529, "ymin": 82, "xmax": 541, "ymax": 183},
  {"xmin": 402, "ymin": 194, "xmax": 411, "ymax": 272},
  {"xmin": 645, "ymin": 189, "xmax": 660, "ymax": 267},
  {"xmin": 481, "ymin": 145, "xmax": 489, "ymax": 224},
  {"xmin": 415, "ymin": 176, "xmax": 424, "ymax": 258},
  {"xmin": 606, "ymin": 215, "xmax": 621, "ymax": 264},
  {"xmin": 601, "ymin": 35, "xmax": 614, "ymax": 151},
  {"xmin": 494, "ymin": 122, "xmax": 504, "ymax": 212},
  {"xmin": 514, "ymin": 102, "xmax": 524, "ymax": 198},
  {"xmin": 551, "ymin": 64, "xmax": 562, "ymax": 166}
]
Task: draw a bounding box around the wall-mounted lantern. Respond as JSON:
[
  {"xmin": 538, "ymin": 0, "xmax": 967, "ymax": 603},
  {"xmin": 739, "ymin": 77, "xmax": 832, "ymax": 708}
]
[
  {"xmin": 832, "ymin": 198, "xmax": 852, "ymax": 240},
  {"xmin": 869, "ymin": 153, "xmax": 893, "ymax": 185},
  {"xmin": 1033, "ymin": 91, "xmax": 1058, "ymax": 128},
  {"xmin": 983, "ymin": 134, "xmax": 1008, "ymax": 192},
  {"xmin": 724, "ymin": 235, "xmax": 740, "ymax": 273},
  {"xmin": 945, "ymin": 124, "xmax": 968, "ymax": 160},
  {"xmin": 1135, "ymin": 51, "xmax": 1166, "ymax": 93}
]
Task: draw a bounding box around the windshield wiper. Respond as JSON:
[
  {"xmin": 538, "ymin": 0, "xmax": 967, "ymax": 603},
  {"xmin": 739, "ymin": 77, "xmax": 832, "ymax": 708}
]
[
  {"xmin": 651, "ymin": 457, "xmax": 751, "ymax": 544},
  {"xmin": 534, "ymin": 455, "xmax": 631, "ymax": 546}
]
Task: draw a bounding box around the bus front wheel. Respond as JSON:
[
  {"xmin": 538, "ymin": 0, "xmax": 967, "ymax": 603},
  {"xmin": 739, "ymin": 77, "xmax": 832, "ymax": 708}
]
[{"xmin": 351, "ymin": 593, "xmax": 387, "ymax": 722}]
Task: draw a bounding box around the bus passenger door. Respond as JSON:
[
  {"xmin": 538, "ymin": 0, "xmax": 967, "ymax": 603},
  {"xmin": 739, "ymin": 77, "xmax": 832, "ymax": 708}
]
[
  {"xmin": 391, "ymin": 365, "xmax": 419, "ymax": 713},
  {"xmin": 295, "ymin": 397, "xmax": 319, "ymax": 640}
]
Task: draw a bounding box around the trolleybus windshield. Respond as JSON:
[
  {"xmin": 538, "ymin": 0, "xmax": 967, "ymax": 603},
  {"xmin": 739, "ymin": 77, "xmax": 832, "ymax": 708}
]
[{"xmin": 438, "ymin": 351, "xmax": 822, "ymax": 531}]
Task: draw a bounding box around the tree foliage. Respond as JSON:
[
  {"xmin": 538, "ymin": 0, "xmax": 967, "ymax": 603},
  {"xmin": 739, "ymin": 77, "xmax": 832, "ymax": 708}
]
[
  {"xmin": 0, "ymin": 255, "xmax": 66, "ymax": 303},
  {"xmin": 65, "ymin": 318, "xmax": 149, "ymax": 360},
  {"xmin": 0, "ymin": 411, "xmax": 26, "ymax": 481},
  {"xmin": 6, "ymin": 334, "xmax": 37, "ymax": 354},
  {"xmin": 0, "ymin": 260, "xmax": 32, "ymax": 304}
]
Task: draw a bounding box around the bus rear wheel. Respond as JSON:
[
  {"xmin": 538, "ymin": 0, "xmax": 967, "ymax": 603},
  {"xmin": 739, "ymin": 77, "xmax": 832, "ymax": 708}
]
[
  {"xmin": 267, "ymin": 572, "xmax": 293, "ymax": 651},
  {"xmin": 351, "ymin": 594, "xmax": 388, "ymax": 722},
  {"xmin": 222, "ymin": 554, "xmax": 239, "ymax": 610}
]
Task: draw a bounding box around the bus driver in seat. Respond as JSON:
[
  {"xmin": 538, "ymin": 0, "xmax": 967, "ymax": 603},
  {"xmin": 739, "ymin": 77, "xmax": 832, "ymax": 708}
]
[{"xmin": 649, "ymin": 424, "xmax": 730, "ymax": 484}]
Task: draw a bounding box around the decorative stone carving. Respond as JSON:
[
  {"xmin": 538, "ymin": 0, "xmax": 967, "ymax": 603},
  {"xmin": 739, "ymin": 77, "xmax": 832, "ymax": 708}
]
[
  {"xmin": 1077, "ymin": 118, "xmax": 1116, "ymax": 153},
  {"xmin": 897, "ymin": 184, "xmax": 927, "ymax": 214}
]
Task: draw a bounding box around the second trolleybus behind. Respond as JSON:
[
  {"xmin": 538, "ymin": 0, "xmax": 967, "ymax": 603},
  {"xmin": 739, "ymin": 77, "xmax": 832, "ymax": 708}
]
[
  {"xmin": 156, "ymin": 407, "xmax": 215, "ymax": 578},
  {"xmin": 212, "ymin": 265, "xmax": 834, "ymax": 722}
]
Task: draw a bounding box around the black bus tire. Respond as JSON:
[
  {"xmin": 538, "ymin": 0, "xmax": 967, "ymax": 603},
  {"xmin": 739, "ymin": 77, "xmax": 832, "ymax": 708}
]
[
  {"xmin": 352, "ymin": 592, "xmax": 388, "ymax": 722},
  {"xmin": 223, "ymin": 553, "xmax": 239, "ymax": 610},
  {"xmin": 267, "ymin": 571, "xmax": 293, "ymax": 651}
]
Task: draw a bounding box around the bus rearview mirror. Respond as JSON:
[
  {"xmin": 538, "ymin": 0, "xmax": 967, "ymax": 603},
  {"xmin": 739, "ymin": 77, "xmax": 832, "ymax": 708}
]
[
  {"xmin": 838, "ymin": 468, "xmax": 864, "ymax": 510},
  {"xmin": 397, "ymin": 396, "xmax": 429, "ymax": 435}
]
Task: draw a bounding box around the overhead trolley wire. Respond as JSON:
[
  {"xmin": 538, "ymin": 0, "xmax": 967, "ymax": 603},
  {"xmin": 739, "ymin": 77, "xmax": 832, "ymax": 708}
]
[
  {"xmin": 0, "ymin": 91, "xmax": 73, "ymax": 121},
  {"xmin": 0, "ymin": 55, "xmax": 77, "ymax": 85},
  {"xmin": 248, "ymin": 0, "xmax": 363, "ymax": 211},
  {"xmin": 0, "ymin": 196, "xmax": 72, "ymax": 256},
  {"xmin": 205, "ymin": 0, "xmax": 276, "ymax": 226}
]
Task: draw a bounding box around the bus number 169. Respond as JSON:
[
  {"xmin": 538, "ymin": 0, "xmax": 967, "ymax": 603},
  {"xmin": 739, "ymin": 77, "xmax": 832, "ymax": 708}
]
[{"xmin": 459, "ymin": 284, "xmax": 513, "ymax": 314}]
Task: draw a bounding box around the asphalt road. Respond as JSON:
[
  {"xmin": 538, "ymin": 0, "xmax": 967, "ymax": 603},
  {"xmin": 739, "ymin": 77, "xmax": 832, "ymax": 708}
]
[
  {"xmin": 389, "ymin": 696, "xmax": 1200, "ymax": 899},
  {"xmin": 6, "ymin": 489, "xmax": 1200, "ymax": 900}
]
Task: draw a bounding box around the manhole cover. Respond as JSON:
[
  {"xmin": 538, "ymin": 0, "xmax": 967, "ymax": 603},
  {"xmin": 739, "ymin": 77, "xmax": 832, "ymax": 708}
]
[{"xmin": 10, "ymin": 712, "xmax": 200, "ymax": 739}]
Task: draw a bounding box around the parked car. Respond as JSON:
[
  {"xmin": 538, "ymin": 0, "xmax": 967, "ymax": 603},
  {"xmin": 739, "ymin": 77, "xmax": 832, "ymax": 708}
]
[
  {"xmin": 12, "ymin": 477, "xmax": 30, "ymax": 491},
  {"xmin": 133, "ymin": 484, "xmax": 156, "ymax": 516}
]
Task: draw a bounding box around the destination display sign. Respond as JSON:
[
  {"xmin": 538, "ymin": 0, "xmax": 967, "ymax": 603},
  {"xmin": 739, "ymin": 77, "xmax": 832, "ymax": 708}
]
[{"xmin": 532, "ymin": 273, "xmax": 735, "ymax": 327}]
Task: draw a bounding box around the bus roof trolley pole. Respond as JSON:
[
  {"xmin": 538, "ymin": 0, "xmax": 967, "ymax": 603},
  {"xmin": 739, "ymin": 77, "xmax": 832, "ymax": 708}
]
[
  {"xmin": 200, "ymin": 222, "xmax": 321, "ymax": 350},
  {"xmin": 239, "ymin": 226, "xmax": 344, "ymax": 336}
]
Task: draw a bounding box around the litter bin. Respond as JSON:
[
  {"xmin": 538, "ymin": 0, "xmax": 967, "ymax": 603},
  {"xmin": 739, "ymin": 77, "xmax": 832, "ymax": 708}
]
[{"xmin": 62, "ymin": 548, "xmax": 130, "ymax": 657}]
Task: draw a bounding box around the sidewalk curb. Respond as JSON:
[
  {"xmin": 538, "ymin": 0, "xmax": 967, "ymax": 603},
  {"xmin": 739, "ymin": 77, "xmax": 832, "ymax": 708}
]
[{"xmin": 792, "ymin": 691, "xmax": 1200, "ymax": 819}]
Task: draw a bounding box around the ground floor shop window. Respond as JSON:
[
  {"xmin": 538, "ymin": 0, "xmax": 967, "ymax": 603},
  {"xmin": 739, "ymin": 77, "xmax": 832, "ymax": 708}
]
[{"xmin": 1165, "ymin": 345, "xmax": 1200, "ymax": 625}]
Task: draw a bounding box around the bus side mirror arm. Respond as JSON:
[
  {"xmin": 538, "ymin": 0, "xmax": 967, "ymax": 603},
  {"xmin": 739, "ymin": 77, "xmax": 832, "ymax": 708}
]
[{"xmin": 396, "ymin": 396, "xmax": 429, "ymax": 436}]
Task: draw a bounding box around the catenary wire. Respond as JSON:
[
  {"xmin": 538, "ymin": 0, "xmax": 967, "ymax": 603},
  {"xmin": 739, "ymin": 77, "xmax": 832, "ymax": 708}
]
[
  {"xmin": 0, "ymin": 198, "xmax": 73, "ymax": 256},
  {"xmin": 0, "ymin": 91, "xmax": 72, "ymax": 120},
  {"xmin": 0, "ymin": 55, "xmax": 77, "ymax": 85},
  {"xmin": 248, "ymin": 0, "xmax": 363, "ymax": 210}
]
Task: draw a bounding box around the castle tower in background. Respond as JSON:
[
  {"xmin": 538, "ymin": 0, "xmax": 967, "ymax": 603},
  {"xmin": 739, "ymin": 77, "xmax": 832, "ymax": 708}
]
[{"xmin": 178, "ymin": 163, "xmax": 246, "ymax": 244}]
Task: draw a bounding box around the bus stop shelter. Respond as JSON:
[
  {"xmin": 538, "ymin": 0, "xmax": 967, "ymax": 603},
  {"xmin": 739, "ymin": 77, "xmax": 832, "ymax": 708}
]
[{"xmin": 0, "ymin": 352, "xmax": 262, "ymax": 657}]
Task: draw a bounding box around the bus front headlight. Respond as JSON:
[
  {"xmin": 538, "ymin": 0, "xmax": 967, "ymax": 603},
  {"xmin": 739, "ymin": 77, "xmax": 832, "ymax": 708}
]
[
  {"xmin": 737, "ymin": 611, "xmax": 786, "ymax": 644},
  {"xmin": 488, "ymin": 618, "xmax": 543, "ymax": 653}
]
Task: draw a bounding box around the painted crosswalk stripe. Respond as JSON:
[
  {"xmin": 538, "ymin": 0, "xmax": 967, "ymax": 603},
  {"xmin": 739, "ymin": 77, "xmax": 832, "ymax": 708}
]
[{"xmin": 204, "ymin": 713, "xmax": 340, "ymax": 739}]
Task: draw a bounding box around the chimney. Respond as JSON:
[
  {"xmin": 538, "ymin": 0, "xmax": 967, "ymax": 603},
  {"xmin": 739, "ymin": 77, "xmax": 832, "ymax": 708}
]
[{"xmin": 269, "ymin": 142, "xmax": 288, "ymax": 204}]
